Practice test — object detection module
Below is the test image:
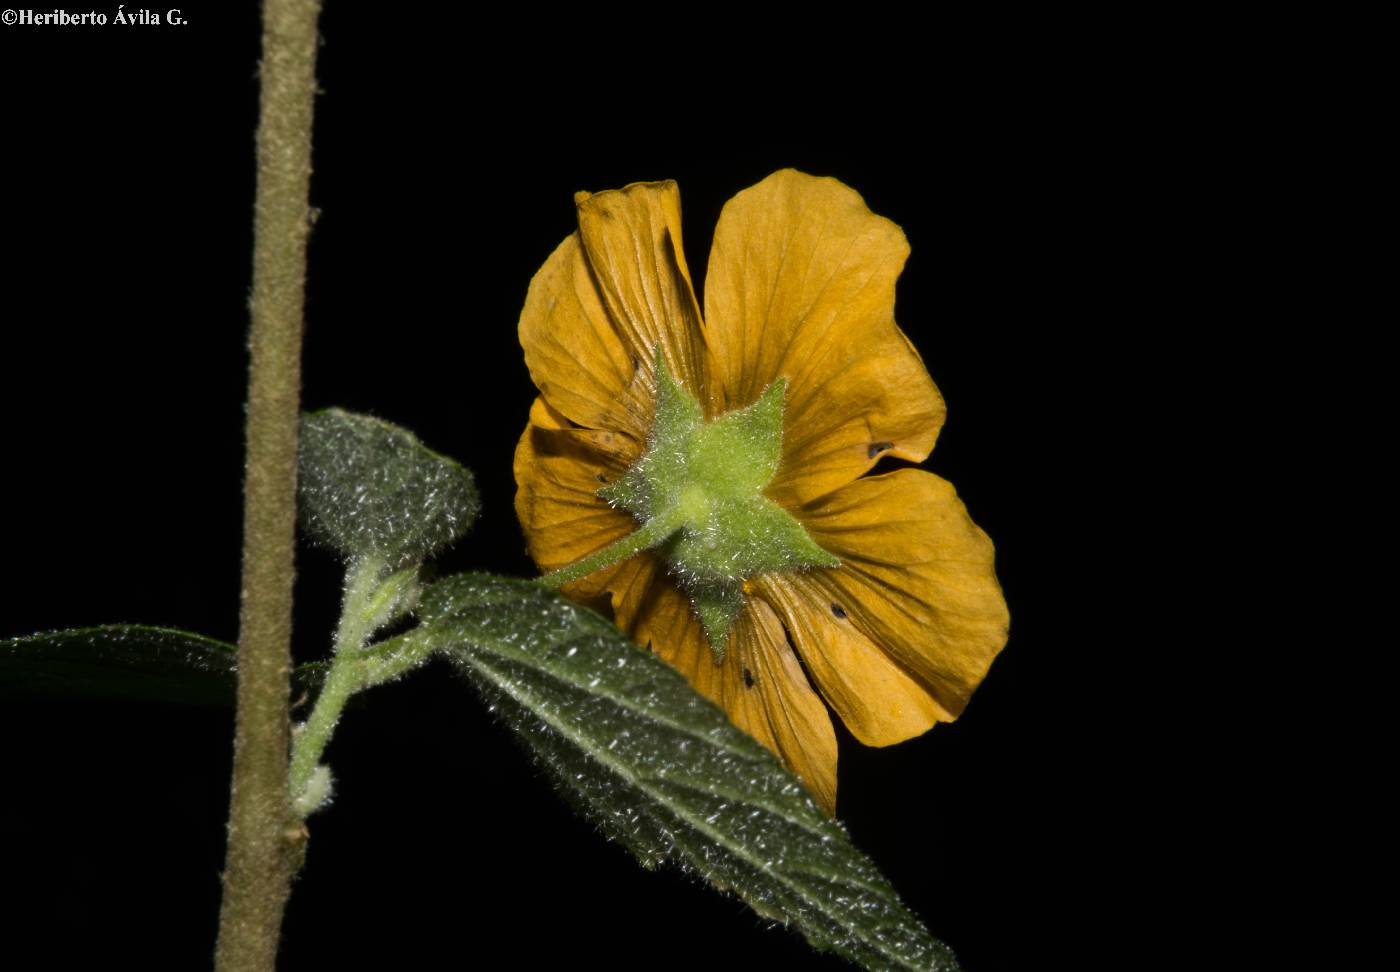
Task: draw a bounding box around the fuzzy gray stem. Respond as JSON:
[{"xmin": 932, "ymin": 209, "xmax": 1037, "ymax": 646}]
[{"xmin": 214, "ymin": 0, "xmax": 323, "ymax": 968}]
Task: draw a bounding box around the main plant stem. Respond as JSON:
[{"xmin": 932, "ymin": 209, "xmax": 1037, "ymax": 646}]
[{"xmin": 215, "ymin": 0, "xmax": 323, "ymax": 968}]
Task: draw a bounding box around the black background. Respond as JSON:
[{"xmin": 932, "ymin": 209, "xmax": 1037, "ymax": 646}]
[{"xmin": 0, "ymin": 8, "xmax": 1233, "ymax": 971}]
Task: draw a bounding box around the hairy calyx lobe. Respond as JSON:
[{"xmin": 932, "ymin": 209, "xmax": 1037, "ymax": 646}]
[{"xmin": 596, "ymin": 356, "xmax": 838, "ymax": 659}]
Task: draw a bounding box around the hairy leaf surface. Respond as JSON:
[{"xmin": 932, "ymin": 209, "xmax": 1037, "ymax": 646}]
[
  {"xmin": 418, "ymin": 573, "xmax": 957, "ymax": 972},
  {"xmin": 299, "ymin": 408, "xmax": 479, "ymax": 566}
]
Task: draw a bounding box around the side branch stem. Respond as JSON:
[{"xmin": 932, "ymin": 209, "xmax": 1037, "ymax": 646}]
[
  {"xmin": 214, "ymin": 0, "xmax": 323, "ymax": 968},
  {"xmin": 287, "ymin": 556, "xmax": 384, "ymax": 807}
]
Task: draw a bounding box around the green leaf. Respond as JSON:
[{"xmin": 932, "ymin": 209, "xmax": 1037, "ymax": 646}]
[
  {"xmin": 417, "ymin": 574, "xmax": 958, "ymax": 972},
  {"xmin": 1, "ymin": 625, "xmax": 239, "ymax": 705},
  {"xmin": 1, "ymin": 625, "xmax": 328, "ymax": 704},
  {"xmin": 298, "ymin": 408, "xmax": 480, "ymax": 566}
]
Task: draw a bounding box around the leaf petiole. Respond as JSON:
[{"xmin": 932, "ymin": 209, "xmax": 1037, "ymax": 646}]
[{"xmin": 287, "ymin": 554, "xmax": 429, "ymax": 816}]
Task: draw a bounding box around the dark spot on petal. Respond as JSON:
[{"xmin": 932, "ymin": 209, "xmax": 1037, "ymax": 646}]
[
  {"xmin": 595, "ymin": 473, "xmax": 608, "ymax": 483},
  {"xmin": 742, "ymin": 668, "xmax": 755, "ymax": 689},
  {"xmin": 645, "ymin": 640, "xmax": 653, "ymax": 652},
  {"xmin": 867, "ymin": 441, "xmax": 893, "ymax": 459},
  {"xmin": 630, "ymin": 354, "xmax": 641, "ymax": 371},
  {"xmin": 830, "ymin": 602, "xmax": 847, "ymax": 619},
  {"xmin": 598, "ymin": 207, "xmax": 613, "ymax": 220}
]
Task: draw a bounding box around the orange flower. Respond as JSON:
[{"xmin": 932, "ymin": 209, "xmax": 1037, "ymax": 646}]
[{"xmin": 514, "ymin": 170, "xmax": 1009, "ymax": 813}]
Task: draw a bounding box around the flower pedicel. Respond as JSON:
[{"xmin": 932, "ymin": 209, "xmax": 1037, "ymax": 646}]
[{"xmin": 514, "ymin": 170, "xmax": 1009, "ymax": 813}]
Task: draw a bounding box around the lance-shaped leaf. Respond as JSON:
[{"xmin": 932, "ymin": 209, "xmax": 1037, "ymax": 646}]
[
  {"xmin": 417, "ymin": 574, "xmax": 958, "ymax": 972},
  {"xmin": 1, "ymin": 625, "xmax": 239, "ymax": 705},
  {"xmin": 298, "ymin": 409, "xmax": 480, "ymax": 566},
  {"xmin": 1, "ymin": 625, "xmax": 329, "ymax": 704}
]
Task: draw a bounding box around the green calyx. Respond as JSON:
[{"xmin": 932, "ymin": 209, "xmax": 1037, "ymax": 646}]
[{"xmin": 544, "ymin": 353, "xmax": 838, "ymax": 661}]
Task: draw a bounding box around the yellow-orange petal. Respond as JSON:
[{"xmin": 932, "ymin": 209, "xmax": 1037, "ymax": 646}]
[
  {"xmin": 730, "ymin": 597, "xmax": 839, "ymax": 814},
  {"xmin": 796, "ymin": 469, "xmax": 1009, "ymax": 725},
  {"xmin": 514, "ymin": 398, "xmax": 660, "ymax": 622},
  {"xmin": 514, "ymin": 396, "xmax": 645, "ymax": 610},
  {"xmin": 702, "ymin": 169, "xmax": 945, "ymax": 506},
  {"xmin": 755, "ymin": 573, "xmax": 947, "ymax": 747},
  {"xmin": 574, "ymin": 181, "xmax": 710, "ymax": 413},
  {"xmin": 602, "ymin": 551, "xmax": 663, "ymax": 633},
  {"xmin": 631, "ymin": 579, "xmax": 838, "ymax": 813},
  {"xmin": 518, "ymin": 233, "xmax": 647, "ymax": 440}
]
